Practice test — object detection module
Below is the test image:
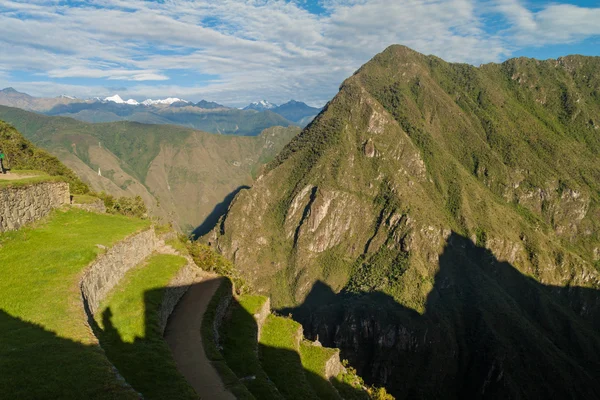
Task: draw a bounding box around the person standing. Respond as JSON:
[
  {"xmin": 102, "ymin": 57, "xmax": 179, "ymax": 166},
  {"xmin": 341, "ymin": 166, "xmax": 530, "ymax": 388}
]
[{"xmin": 0, "ymin": 150, "xmax": 5, "ymax": 174}]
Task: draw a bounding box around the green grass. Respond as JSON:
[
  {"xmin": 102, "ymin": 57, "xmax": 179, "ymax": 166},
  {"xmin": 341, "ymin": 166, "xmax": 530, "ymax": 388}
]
[
  {"xmin": 259, "ymin": 314, "xmax": 319, "ymax": 400},
  {"xmin": 220, "ymin": 295, "xmax": 282, "ymax": 399},
  {"xmin": 201, "ymin": 278, "xmax": 255, "ymax": 400},
  {"xmin": 0, "ymin": 171, "xmax": 66, "ymax": 188},
  {"xmin": 0, "ymin": 208, "xmax": 150, "ymax": 399},
  {"xmin": 300, "ymin": 342, "xmax": 342, "ymax": 399},
  {"xmin": 72, "ymin": 193, "xmax": 101, "ymax": 204},
  {"xmin": 95, "ymin": 254, "xmax": 197, "ymax": 399}
]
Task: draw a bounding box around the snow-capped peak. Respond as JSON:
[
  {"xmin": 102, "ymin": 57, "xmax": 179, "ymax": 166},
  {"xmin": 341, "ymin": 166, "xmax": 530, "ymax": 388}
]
[
  {"xmin": 141, "ymin": 97, "xmax": 188, "ymax": 106},
  {"xmin": 104, "ymin": 94, "xmax": 124, "ymax": 103},
  {"xmin": 254, "ymin": 100, "xmax": 276, "ymax": 109},
  {"xmin": 243, "ymin": 100, "xmax": 277, "ymax": 111},
  {"xmin": 58, "ymin": 94, "xmax": 76, "ymax": 99},
  {"xmin": 103, "ymin": 94, "xmax": 139, "ymax": 105}
]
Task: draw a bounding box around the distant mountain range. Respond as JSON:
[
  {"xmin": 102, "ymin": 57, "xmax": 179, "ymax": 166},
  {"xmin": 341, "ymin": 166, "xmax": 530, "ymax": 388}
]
[
  {"xmin": 0, "ymin": 88, "xmax": 322, "ymax": 132},
  {"xmin": 243, "ymin": 99, "xmax": 322, "ymax": 125}
]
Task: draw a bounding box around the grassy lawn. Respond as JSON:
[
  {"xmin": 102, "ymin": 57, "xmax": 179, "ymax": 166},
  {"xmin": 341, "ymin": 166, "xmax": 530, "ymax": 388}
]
[
  {"xmin": 259, "ymin": 314, "xmax": 319, "ymax": 400},
  {"xmin": 300, "ymin": 341, "xmax": 342, "ymax": 399},
  {"xmin": 221, "ymin": 295, "xmax": 283, "ymax": 399},
  {"xmin": 95, "ymin": 253, "xmax": 197, "ymax": 400},
  {"xmin": 0, "ymin": 208, "xmax": 150, "ymax": 399},
  {"xmin": 0, "ymin": 170, "xmax": 65, "ymax": 188},
  {"xmin": 72, "ymin": 193, "xmax": 101, "ymax": 204}
]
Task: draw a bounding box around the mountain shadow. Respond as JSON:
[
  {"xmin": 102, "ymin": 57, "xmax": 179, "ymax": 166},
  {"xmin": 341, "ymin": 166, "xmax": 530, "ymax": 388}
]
[
  {"xmin": 91, "ymin": 279, "xmax": 369, "ymax": 399},
  {"xmin": 0, "ymin": 309, "xmax": 136, "ymax": 399},
  {"xmin": 218, "ymin": 289, "xmax": 371, "ymax": 400},
  {"xmin": 191, "ymin": 185, "xmax": 250, "ymax": 239},
  {"xmin": 284, "ymin": 232, "xmax": 600, "ymax": 399}
]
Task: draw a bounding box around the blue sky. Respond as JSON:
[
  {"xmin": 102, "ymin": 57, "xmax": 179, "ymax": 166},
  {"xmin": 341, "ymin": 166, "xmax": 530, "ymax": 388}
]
[{"xmin": 1, "ymin": 0, "xmax": 599, "ymax": 107}]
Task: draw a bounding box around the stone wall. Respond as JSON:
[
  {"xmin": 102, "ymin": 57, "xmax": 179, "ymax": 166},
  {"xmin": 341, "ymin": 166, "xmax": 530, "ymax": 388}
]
[
  {"xmin": 324, "ymin": 349, "xmax": 345, "ymax": 378},
  {"xmin": 212, "ymin": 282, "xmax": 233, "ymax": 345},
  {"xmin": 158, "ymin": 260, "xmax": 198, "ymax": 334},
  {"xmin": 254, "ymin": 297, "xmax": 271, "ymax": 340},
  {"xmin": 72, "ymin": 198, "xmax": 106, "ymax": 213},
  {"xmin": 0, "ymin": 181, "xmax": 70, "ymax": 232},
  {"xmin": 81, "ymin": 228, "xmax": 159, "ymax": 314}
]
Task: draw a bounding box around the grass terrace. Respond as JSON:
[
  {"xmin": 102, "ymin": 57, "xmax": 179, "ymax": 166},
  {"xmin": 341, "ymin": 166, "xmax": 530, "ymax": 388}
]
[
  {"xmin": 0, "ymin": 208, "xmax": 149, "ymax": 399},
  {"xmin": 259, "ymin": 314, "xmax": 319, "ymax": 400},
  {"xmin": 300, "ymin": 342, "xmax": 342, "ymax": 399},
  {"xmin": 95, "ymin": 253, "xmax": 197, "ymax": 400},
  {"xmin": 221, "ymin": 294, "xmax": 282, "ymax": 399}
]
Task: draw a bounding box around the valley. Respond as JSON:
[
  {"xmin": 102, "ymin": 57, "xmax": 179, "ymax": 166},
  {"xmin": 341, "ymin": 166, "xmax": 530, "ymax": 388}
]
[{"xmin": 0, "ymin": 106, "xmax": 300, "ymax": 232}]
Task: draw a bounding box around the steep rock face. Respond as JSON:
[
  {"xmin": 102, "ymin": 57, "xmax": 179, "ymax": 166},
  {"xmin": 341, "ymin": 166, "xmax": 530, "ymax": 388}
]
[{"xmin": 206, "ymin": 46, "xmax": 600, "ymax": 397}]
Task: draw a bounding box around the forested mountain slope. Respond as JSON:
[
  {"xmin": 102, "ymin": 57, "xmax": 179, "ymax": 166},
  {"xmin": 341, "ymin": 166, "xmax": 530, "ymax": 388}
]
[{"xmin": 205, "ymin": 45, "xmax": 600, "ymax": 398}]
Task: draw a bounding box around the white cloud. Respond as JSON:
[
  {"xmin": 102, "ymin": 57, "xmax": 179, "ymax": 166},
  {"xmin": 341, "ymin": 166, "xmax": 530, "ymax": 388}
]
[
  {"xmin": 495, "ymin": 0, "xmax": 600, "ymax": 46},
  {"xmin": 0, "ymin": 0, "xmax": 598, "ymax": 107},
  {"xmin": 46, "ymin": 67, "xmax": 169, "ymax": 81}
]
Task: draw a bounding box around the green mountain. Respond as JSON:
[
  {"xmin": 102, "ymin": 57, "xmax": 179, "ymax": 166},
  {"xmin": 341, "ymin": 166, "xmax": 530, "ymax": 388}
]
[
  {"xmin": 204, "ymin": 46, "xmax": 600, "ymax": 398},
  {"xmin": 0, "ymin": 106, "xmax": 300, "ymax": 232}
]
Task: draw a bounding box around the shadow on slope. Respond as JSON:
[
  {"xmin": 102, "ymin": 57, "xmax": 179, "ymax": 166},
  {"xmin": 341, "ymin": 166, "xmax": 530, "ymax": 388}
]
[
  {"xmin": 284, "ymin": 232, "xmax": 600, "ymax": 400},
  {"xmin": 0, "ymin": 309, "xmax": 135, "ymax": 400},
  {"xmin": 220, "ymin": 293, "xmax": 370, "ymax": 400},
  {"xmin": 91, "ymin": 279, "xmax": 368, "ymax": 399},
  {"xmin": 191, "ymin": 185, "xmax": 250, "ymax": 239}
]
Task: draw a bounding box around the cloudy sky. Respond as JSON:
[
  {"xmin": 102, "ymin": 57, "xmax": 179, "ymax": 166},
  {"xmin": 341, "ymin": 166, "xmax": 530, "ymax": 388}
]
[{"xmin": 1, "ymin": 0, "xmax": 599, "ymax": 107}]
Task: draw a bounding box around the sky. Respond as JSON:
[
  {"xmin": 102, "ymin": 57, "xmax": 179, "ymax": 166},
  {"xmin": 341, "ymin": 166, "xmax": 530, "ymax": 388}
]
[{"xmin": 1, "ymin": 0, "xmax": 599, "ymax": 107}]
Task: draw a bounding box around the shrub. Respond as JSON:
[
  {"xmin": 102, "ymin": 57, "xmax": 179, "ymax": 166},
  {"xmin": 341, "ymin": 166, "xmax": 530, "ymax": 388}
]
[
  {"xmin": 185, "ymin": 240, "xmax": 247, "ymax": 293},
  {"xmin": 93, "ymin": 192, "xmax": 148, "ymax": 219}
]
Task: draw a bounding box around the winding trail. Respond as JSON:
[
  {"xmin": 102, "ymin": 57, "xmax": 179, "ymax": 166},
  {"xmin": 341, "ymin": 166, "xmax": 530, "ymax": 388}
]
[{"xmin": 165, "ymin": 273, "xmax": 236, "ymax": 400}]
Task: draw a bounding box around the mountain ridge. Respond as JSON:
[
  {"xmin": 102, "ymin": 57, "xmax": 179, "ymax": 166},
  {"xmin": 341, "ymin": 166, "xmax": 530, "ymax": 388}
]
[{"xmin": 204, "ymin": 44, "xmax": 600, "ymax": 398}]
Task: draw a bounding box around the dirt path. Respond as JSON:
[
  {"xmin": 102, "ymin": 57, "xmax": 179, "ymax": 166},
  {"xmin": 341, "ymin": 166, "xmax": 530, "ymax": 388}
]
[
  {"xmin": 165, "ymin": 274, "xmax": 236, "ymax": 400},
  {"xmin": 0, "ymin": 173, "xmax": 37, "ymax": 180}
]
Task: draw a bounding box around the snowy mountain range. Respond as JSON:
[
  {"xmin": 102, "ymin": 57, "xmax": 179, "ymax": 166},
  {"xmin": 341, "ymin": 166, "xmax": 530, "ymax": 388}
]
[{"xmin": 102, "ymin": 94, "xmax": 189, "ymax": 106}]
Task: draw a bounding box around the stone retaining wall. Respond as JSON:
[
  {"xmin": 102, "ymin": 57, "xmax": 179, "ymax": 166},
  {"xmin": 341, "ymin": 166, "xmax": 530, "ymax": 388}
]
[
  {"xmin": 158, "ymin": 260, "xmax": 198, "ymax": 334},
  {"xmin": 324, "ymin": 350, "xmax": 345, "ymax": 378},
  {"xmin": 213, "ymin": 282, "xmax": 233, "ymax": 345},
  {"xmin": 254, "ymin": 297, "xmax": 271, "ymax": 340},
  {"xmin": 0, "ymin": 181, "xmax": 70, "ymax": 232},
  {"xmin": 72, "ymin": 198, "xmax": 106, "ymax": 213},
  {"xmin": 81, "ymin": 228, "xmax": 159, "ymax": 314}
]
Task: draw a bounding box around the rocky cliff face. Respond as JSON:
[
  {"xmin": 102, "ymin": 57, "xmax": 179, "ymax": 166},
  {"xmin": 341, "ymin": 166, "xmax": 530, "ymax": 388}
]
[{"xmin": 206, "ymin": 46, "xmax": 600, "ymax": 398}]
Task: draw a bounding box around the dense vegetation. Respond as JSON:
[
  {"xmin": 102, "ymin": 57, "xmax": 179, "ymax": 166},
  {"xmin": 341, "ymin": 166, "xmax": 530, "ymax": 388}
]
[{"xmin": 0, "ymin": 120, "xmax": 88, "ymax": 193}]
